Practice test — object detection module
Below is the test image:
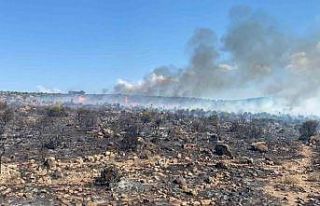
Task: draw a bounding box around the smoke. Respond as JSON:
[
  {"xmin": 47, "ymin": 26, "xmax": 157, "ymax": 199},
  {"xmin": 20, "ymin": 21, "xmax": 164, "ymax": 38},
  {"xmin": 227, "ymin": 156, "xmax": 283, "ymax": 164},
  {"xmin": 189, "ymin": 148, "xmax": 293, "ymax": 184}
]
[
  {"xmin": 114, "ymin": 6, "xmax": 320, "ymax": 115},
  {"xmin": 36, "ymin": 85, "xmax": 62, "ymax": 94}
]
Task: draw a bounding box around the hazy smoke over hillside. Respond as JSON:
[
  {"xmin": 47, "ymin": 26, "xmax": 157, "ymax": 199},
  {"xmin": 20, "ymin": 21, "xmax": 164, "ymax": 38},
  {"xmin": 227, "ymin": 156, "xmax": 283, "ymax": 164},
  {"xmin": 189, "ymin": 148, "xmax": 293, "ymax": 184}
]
[{"xmin": 114, "ymin": 6, "xmax": 320, "ymax": 115}]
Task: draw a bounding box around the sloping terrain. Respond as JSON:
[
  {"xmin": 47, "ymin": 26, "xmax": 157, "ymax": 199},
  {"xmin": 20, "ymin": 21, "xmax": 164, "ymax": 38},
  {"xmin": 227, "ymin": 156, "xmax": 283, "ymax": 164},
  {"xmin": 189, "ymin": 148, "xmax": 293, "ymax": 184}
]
[{"xmin": 0, "ymin": 101, "xmax": 319, "ymax": 205}]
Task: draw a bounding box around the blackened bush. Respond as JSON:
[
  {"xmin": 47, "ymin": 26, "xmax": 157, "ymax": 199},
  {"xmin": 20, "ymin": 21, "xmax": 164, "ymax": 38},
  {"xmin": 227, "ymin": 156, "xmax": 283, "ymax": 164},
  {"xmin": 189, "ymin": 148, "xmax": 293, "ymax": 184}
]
[
  {"xmin": 44, "ymin": 136, "xmax": 62, "ymax": 150},
  {"xmin": 230, "ymin": 122, "xmax": 264, "ymax": 139},
  {"xmin": 0, "ymin": 101, "xmax": 7, "ymax": 110},
  {"xmin": 118, "ymin": 124, "xmax": 140, "ymax": 151},
  {"xmin": 140, "ymin": 111, "xmax": 153, "ymax": 123},
  {"xmin": 208, "ymin": 114, "xmax": 220, "ymax": 126},
  {"xmin": 46, "ymin": 105, "xmax": 67, "ymax": 117},
  {"xmin": 120, "ymin": 136, "xmax": 139, "ymax": 152},
  {"xmin": 76, "ymin": 108, "xmax": 98, "ymax": 131},
  {"xmin": 299, "ymin": 120, "xmax": 319, "ymax": 140},
  {"xmin": 94, "ymin": 165, "xmax": 122, "ymax": 189}
]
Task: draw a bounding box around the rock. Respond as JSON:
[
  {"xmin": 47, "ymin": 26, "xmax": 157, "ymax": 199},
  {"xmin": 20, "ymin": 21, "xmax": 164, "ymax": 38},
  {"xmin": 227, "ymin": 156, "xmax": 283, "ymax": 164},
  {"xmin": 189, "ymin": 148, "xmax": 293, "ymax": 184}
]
[
  {"xmin": 204, "ymin": 176, "xmax": 214, "ymax": 184},
  {"xmin": 200, "ymin": 199, "xmax": 212, "ymax": 205},
  {"xmin": 75, "ymin": 157, "xmax": 83, "ymax": 165},
  {"xmin": 169, "ymin": 197, "xmax": 182, "ymax": 206},
  {"xmin": 239, "ymin": 157, "xmax": 254, "ymax": 164},
  {"xmin": 182, "ymin": 187, "xmax": 197, "ymax": 196},
  {"xmin": 251, "ymin": 142, "xmax": 268, "ymax": 153},
  {"xmin": 208, "ymin": 133, "xmax": 220, "ymax": 143},
  {"xmin": 114, "ymin": 179, "xmax": 145, "ymax": 193},
  {"xmin": 3, "ymin": 188, "xmax": 12, "ymax": 195},
  {"xmin": 52, "ymin": 168, "xmax": 64, "ymax": 179},
  {"xmin": 309, "ymin": 135, "xmax": 320, "ymax": 145},
  {"xmin": 94, "ymin": 155, "xmax": 102, "ymax": 162},
  {"xmin": 216, "ymin": 161, "xmax": 228, "ymax": 169},
  {"xmin": 44, "ymin": 157, "xmax": 56, "ymax": 169},
  {"xmin": 140, "ymin": 149, "xmax": 152, "ymax": 159},
  {"xmin": 41, "ymin": 176, "xmax": 52, "ymax": 184},
  {"xmin": 193, "ymin": 201, "xmax": 201, "ymax": 206},
  {"xmin": 185, "ymin": 156, "xmax": 192, "ymax": 161},
  {"xmin": 85, "ymin": 200, "xmax": 97, "ymax": 206},
  {"xmin": 183, "ymin": 143, "xmax": 196, "ymax": 150},
  {"xmin": 214, "ymin": 144, "xmax": 233, "ymax": 158},
  {"xmin": 173, "ymin": 177, "xmax": 187, "ymax": 189},
  {"xmin": 84, "ymin": 156, "xmax": 95, "ymax": 162}
]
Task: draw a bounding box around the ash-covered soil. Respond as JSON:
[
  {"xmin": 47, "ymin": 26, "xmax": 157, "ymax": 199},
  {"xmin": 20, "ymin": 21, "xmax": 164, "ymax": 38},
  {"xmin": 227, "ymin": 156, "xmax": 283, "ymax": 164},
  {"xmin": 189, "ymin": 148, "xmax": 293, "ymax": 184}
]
[{"xmin": 0, "ymin": 103, "xmax": 319, "ymax": 206}]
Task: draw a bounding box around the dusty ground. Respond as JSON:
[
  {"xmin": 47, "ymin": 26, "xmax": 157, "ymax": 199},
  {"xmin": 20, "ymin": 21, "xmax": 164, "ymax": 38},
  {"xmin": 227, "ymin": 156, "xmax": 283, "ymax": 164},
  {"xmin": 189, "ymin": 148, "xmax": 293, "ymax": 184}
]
[{"xmin": 0, "ymin": 104, "xmax": 319, "ymax": 205}]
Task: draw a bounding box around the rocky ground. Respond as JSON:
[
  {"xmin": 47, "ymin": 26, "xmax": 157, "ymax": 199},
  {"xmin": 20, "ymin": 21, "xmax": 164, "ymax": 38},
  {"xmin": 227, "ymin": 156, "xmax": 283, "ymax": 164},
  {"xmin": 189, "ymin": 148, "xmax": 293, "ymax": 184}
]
[{"xmin": 0, "ymin": 103, "xmax": 319, "ymax": 205}]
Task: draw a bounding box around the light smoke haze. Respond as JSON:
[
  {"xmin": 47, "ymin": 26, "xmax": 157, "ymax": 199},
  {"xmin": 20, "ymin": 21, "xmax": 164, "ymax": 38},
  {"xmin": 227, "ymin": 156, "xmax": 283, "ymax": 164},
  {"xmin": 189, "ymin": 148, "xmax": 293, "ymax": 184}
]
[{"xmin": 114, "ymin": 6, "xmax": 320, "ymax": 115}]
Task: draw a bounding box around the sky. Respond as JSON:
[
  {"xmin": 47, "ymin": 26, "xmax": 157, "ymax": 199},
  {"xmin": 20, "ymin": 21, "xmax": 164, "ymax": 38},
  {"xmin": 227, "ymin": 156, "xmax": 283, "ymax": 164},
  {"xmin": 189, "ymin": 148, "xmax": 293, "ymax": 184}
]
[{"xmin": 0, "ymin": 0, "xmax": 319, "ymax": 93}]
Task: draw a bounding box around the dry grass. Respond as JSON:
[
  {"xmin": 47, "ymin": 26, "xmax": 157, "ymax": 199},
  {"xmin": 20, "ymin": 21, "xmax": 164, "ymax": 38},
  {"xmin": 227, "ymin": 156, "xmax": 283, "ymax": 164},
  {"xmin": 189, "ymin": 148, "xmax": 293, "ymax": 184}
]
[
  {"xmin": 307, "ymin": 172, "xmax": 320, "ymax": 182},
  {"xmin": 280, "ymin": 175, "xmax": 304, "ymax": 188}
]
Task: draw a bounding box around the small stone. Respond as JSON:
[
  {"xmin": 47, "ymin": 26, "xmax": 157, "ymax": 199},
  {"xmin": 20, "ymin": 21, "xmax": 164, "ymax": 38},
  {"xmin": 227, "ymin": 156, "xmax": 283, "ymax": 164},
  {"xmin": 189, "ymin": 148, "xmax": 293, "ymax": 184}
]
[
  {"xmin": 44, "ymin": 156, "xmax": 56, "ymax": 169},
  {"xmin": 182, "ymin": 187, "xmax": 197, "ymax": 196},
  {"xmin": 84, "ymin": 156, "xmax": 95, "ymax": 162},
  {"xmin": 185, "ymin": 156, "xmax": 191, "ymax": 161},
  {"xmin": 52, "ymin": 168, "xmax": 64, "ymax": 179},
  {"xmin": 193, "ymin": 201, "xmax": 201, "ymax": 206},
  {"xmin": 3, "ymin": 188, "xmax": 12, "ymax": 195},
  {"xmin": 173, "ymin": 177, "xmax": 187, "ymax": 189},
  {"xmin": 140, "ymin": 150, "xmax": 152, "ymax": 159},
  {"xmin": 169, "ymin": 197, "xmax": 182, "ymax": 206},
  {"xmin": 216, "ymin": 161, "xmax": 228, "ymax": 169},
  {"xmin": 204, "ymin": 176, "xmax": 214, "ymax": 184},
  {"xmin": 200, "ymin": 199, "xmax": 212, "ymax": 205},
  {"xmin": 240, "ymin": 157, "xmax": 254, "ymax": 164},
  {"xmin": 75, "ymin": 157, "xmax": 83, "ymax": 165}
]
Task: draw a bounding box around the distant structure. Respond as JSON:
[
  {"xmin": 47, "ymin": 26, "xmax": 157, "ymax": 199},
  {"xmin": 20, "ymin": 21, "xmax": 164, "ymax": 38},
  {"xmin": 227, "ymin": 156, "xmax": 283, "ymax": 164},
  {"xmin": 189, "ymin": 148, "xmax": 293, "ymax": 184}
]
[{"xmin": 68, "ymin": 90, "xmax": 86, "ymax": 95}]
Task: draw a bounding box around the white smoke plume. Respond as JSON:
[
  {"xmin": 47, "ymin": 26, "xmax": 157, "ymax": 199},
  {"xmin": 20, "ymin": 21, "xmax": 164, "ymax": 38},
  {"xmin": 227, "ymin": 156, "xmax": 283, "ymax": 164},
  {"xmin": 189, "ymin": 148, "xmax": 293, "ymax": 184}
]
[
  {"xmin": 36, "ymin": 85, "xmax": 62, "ymax": 94},
  {"xmin": 114, "ymin": 6, "xmax": 320, "ymax": 115}
]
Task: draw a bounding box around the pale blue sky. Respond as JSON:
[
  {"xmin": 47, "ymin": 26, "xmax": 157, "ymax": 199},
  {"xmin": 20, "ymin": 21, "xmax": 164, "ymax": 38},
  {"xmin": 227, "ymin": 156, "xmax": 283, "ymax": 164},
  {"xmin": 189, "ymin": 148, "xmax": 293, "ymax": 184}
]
[{"xmin": 0, "ymin": 0, "xmax": 319, "ymax": 93}]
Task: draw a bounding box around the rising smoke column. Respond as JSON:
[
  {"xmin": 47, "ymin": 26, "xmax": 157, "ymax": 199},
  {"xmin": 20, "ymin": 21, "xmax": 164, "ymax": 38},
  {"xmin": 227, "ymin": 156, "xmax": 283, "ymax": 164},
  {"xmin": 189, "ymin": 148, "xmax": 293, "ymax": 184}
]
[
  {"xmin": 114, "ymin": 28, "xmax": 237, "ymax": 98},
  {"xmin": 114, "ymin": 6, "xmax": 320, "ymax": 114}
]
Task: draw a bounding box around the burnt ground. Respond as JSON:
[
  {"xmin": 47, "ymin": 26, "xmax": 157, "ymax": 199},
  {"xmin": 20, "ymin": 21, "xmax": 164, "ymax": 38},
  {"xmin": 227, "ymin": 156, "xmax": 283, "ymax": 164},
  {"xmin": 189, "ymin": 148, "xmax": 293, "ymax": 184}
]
[{"xmin": 0, "ymin": 104, "xmax": 319, "ymax": 206}]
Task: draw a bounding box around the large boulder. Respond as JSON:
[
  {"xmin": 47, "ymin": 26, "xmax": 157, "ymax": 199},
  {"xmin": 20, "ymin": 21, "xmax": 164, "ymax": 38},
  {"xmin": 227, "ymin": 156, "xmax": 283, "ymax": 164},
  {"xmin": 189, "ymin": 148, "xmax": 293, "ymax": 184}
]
[{"xmin": 251, "ymin": 142, "xmax": 268, "ymax": 153}]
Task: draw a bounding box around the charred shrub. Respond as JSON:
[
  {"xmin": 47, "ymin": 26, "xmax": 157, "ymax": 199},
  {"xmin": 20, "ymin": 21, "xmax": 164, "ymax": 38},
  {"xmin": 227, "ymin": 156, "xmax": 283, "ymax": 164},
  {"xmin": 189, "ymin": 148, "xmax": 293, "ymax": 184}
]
[
  {"xmin": 208, "ymin": 114, "xmax": 220, "ymax": 126},
  {"xmin": 140, "ymin": 111, "xmax": 153, "ymax": 123},
  {"xmin": 94, "ymin": 165, "xmax": 122, "ymax": 189},
  {"xmin": 76, "ymin": 108, "xmax": 98, "ymax": 131},
  {"xmin": 191, "ymin": 119, "xmax": 207, "ymax": 132},
  {"xmin": 119, "ymin": 125, "xmax": 139, "ymax": 151},
  {"xmin": 0, "ymin": 103, "xmax": 13, "ymax": 174},
  {"xmin": 0, "ymin": 108, "xmax": 14, "ymax": 125},
  {"xmin": 44, "ymin": 136, "xmax": 62, "ymax": 150},
  {"xmin": 44, "ymin": 139, "xmax": 56, "ymax": 150},
  {"xmin": 248, "ymin": 125, "xmax": 265, "ymax": 139},
  {"xmin": 120, "ymin": 136, "xmax": 139, "ymax": 151},
  {"xmin": 230, "ymin": 121, "xmax": 264, "ymax": 139},
  {"xmin": 299, "ymin": 120, "xmax": 319, "ymax": 140},
  {"xmin": 0, "ymin": 101, "xmax": 14, "ymax": 126},
  {"xmin": 46, "ymin": 105, "xmax": 67, "ymax": 117},
  {"xmin": 0, "ymin": 101, "xmax": 8, "ymax": 111},
  {"xmin": 214, "ymin": 144, "xmax": 233, "ymax": 158}
]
